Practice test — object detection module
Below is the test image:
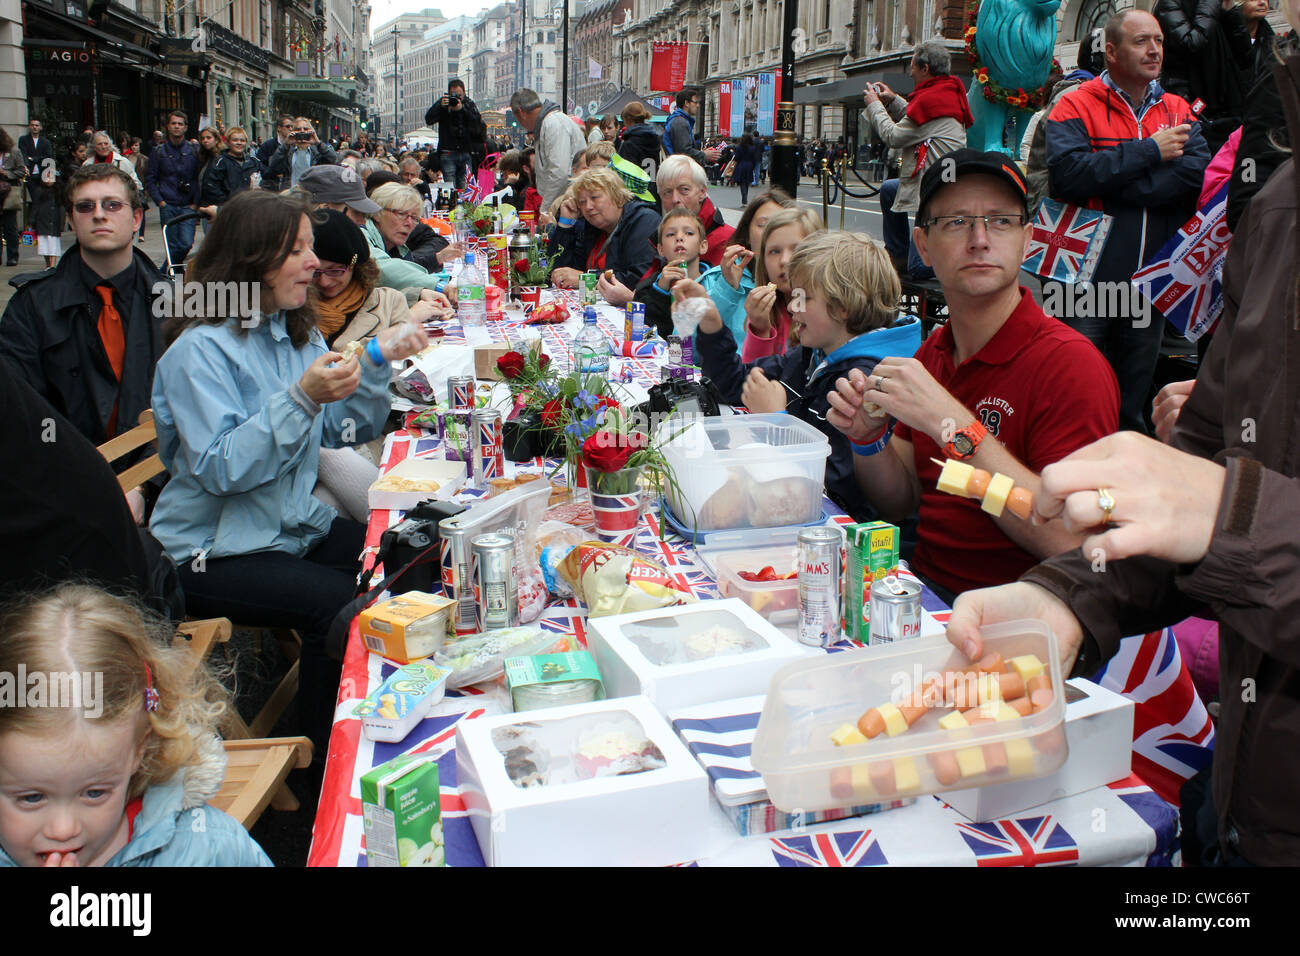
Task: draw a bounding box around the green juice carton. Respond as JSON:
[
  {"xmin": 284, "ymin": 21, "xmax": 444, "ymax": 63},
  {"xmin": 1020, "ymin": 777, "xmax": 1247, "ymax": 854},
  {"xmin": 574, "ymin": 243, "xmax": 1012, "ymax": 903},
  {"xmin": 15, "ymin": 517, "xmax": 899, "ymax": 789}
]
[
  {"xmin": 846, "ymin": 521, "xmax": 900, "ymax": 642},
  {"xmin": 361, "ymin": 753, "xmax": 445, "ymax": 867}
]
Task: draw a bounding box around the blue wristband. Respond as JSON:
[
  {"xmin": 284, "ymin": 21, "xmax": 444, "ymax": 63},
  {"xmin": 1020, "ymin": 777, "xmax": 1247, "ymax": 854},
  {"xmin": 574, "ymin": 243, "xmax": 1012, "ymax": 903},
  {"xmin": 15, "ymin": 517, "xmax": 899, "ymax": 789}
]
[
  {"xmin": 435, "ymin": 277, "xmax": 450, "ymax": 294},
  {"xmin": 365, "ymin": 337, "xmax": 386, "ymax": 367},
  {"xmin": 851, "ymin": 420, "xmax": 895, "ymax": 456},
  {"xmin": 557, "ymin": 216, "xmax": 578, "ymax": 227}
]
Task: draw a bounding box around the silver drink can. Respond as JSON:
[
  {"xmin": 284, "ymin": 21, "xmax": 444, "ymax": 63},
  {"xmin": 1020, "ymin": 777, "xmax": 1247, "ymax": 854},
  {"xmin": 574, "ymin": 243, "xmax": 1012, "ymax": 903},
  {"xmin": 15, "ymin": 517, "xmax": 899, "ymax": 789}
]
[
  {"xmin": 471, "ymin": 407, "xmax": 504, "ymax": 487},
  {"xmin": 448, "ymin": 375, "xmax": 475, "ymax": 411},
  {"xmin": 868, "ymin": 575, "xmax": 923, "ymax": 645},
  {"xmin": 472, "ymin": 531, "xmax": 518, "ymax": 630},
  {"xmin": 797, "ymin": 526, "xmax": 842, "ymax": 647},
  {"xmin": 438, "ymin": 518, "xmax": 479, "ymax": 635}
]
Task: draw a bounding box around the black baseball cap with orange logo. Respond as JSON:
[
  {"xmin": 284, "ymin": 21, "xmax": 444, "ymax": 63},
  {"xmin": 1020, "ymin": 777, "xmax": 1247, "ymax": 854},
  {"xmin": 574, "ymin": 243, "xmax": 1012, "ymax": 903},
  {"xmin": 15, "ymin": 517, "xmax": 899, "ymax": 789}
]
[{"xmin": 917, "ymin": 149, "xmax": 1029, "ymax": 222}]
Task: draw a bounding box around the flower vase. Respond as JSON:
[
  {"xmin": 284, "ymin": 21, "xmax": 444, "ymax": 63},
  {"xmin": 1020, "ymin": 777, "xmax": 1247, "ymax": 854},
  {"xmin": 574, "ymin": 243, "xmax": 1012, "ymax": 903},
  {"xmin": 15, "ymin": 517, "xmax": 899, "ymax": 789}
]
[
  {"xmin": 585, "ymin": 465, "xmax": 645, "ymax": 547},
  {"xmin": 566, "ymin": 457, "xmax": 590, "ymax": 498}
]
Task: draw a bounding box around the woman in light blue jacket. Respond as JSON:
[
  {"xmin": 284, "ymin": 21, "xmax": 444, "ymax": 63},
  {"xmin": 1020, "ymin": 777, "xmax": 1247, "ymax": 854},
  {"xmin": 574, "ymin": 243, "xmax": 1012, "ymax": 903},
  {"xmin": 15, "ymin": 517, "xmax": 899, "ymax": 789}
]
[{"xmin": 150, "ymin": 190, "xmax": 427, "ymax": 747}]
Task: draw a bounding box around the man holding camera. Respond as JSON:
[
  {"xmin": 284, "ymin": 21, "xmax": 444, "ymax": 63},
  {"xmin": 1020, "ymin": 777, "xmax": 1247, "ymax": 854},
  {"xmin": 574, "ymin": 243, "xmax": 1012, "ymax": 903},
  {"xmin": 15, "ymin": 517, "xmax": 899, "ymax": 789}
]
[
  {"xmin": 425, "ymin": 79, "xmax": 484, "ymax": 191},
  {"xmin": 144, "ymin": 110, "xmax": 201, "ymax": 268},
  {"xmin": 265, "ymin": 117, "xmax": 340, "ymax": 191}
]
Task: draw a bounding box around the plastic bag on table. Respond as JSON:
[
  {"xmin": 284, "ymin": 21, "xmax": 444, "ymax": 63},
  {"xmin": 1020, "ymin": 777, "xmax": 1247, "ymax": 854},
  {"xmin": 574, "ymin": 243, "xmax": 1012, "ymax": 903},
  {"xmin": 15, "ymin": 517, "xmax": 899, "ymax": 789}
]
[
  {"xmin": 440, "ymin": 479, "xmax": 552, "ymax": 622},
  {"xmin": 535, "ymin": 520, "xmax": 586, "ymax": 598},
  {"xmin": 435, "ymin": 625, "xmax": 570, "ymax": 689}
]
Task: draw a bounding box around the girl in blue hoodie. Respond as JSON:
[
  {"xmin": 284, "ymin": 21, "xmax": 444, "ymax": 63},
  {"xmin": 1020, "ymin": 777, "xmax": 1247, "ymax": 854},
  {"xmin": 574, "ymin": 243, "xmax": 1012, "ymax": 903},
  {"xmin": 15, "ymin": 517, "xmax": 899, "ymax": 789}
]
[
  {"xmin": 689, "ymin": 231, "xmax": 922, "ymax": 520},
  {"xmin": 0, "ymin": 584, "xmax": 272, "ymax": 867}
]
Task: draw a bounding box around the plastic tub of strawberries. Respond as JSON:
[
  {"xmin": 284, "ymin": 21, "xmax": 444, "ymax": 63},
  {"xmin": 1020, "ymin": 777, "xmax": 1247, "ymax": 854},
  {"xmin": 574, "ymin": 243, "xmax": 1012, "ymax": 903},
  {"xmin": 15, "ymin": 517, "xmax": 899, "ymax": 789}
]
[{"xmin": 750, "ymin": 620, "xmax": 1067, "ymax": 812}]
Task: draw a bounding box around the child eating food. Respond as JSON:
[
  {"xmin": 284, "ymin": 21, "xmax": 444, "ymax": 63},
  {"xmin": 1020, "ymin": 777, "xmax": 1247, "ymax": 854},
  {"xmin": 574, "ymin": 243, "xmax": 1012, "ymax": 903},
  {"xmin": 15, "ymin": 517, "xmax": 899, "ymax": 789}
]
[
  {"xmin": 738, "ymin": 207, "xmax": 824, "ymax": 361},
  {"xmin": 633, "ymin": 208, "xmax": 709, "ymax": 338},
  {"xmin": 0, "ymin": 584, "xmax": 273, "ymax": 867},
  {"xmin": 685, "ymin": 231, "xmax": 921, "ymax": 520}
]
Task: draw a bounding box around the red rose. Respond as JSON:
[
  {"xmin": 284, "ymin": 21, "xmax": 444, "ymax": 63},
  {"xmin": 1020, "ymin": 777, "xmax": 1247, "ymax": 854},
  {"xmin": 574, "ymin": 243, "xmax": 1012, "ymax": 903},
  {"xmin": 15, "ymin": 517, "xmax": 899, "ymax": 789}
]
[
  {"xmin": 513, "ymin": 258, "xmax": 530, "ymax": 273},
  {"xmin": 595, "ymin": 395, "xmax": 620, "ymax": 410},
  {"xmin": 581, "ymin": 430, "xmax": 646, "ymax": 472},
  {"xmin": 497, "ymin": 351, "xmax": 526, "ymax": 378},
  {"xmin": 540, "ymin": 398, "xmax": 565, "ymax": 427},
  {"xmin": 473, "ymin": 218, "xmax": 492, "ymax": 232},
  {"xmin": 539, "ymin": 353, "xmax": 551, "ymax": 370}
]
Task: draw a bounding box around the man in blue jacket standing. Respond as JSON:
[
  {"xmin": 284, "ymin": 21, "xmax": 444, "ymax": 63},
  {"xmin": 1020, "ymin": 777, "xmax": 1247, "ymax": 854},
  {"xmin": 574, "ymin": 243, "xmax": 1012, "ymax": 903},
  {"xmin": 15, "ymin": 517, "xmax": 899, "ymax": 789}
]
[
  {"xmin": 145, "ymin": 110, "xmax": 200, "ymax": 268},
  {"xmin": 663, "ymin": 90, "xmax": 720, "ymax": 169}
]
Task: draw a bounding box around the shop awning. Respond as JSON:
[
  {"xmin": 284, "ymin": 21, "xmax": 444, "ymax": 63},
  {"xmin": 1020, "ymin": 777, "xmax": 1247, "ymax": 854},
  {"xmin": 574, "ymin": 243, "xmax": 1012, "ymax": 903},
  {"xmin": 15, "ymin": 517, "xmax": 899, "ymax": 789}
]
[
  {"xmin": 270, "ymin": 77, "xmax": 358, "ymax": 109},
  {"xmin": 794, "ymin": 74, "xmax": 913, "ymax": 104}
]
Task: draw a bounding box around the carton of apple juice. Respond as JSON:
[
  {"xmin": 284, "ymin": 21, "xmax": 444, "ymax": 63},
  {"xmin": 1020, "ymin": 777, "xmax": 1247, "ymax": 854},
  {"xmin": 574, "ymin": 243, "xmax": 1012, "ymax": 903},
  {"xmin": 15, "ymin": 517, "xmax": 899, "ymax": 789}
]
[{"xmin": 361, "ymin": 753, "xmax": 445, "ymax": 867}]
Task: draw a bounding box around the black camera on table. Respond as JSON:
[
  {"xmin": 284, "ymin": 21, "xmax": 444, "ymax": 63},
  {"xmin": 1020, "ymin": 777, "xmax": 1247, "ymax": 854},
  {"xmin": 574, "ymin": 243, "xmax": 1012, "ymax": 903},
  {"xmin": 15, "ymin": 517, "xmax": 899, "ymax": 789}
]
[{"xmin": 376, "ymin": 499, "xmax": 465, "ymax": 594}]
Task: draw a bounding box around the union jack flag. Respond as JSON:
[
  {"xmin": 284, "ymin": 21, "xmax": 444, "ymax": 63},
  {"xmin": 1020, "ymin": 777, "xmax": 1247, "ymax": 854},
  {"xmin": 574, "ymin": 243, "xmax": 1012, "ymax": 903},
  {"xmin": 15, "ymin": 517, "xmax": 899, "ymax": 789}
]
[
  {"xmin": 1108, "ymin": 775, "xmax": 1179, "ymax": 866},
  {"xmin": 459, "ymin": 175, "xmax": 485, "ymax": 206},
  {"xmin": 1093, "ymin": 628, "xmax": 1215, "ymax": 805},
  {"xmin": 955, "ymin": 815, "xmax": 1079, "ymax": 866},
  {"xmin": 1132, "ymin": 183, "xmax": 1230, "ymax": 342},
  {"xmin": 770, "ymin": 830, "xmax": 888, "ymax": 867},
  {"xmin": 1022, "ymin": 198, "xmax": 1112, "ymax": 284}
]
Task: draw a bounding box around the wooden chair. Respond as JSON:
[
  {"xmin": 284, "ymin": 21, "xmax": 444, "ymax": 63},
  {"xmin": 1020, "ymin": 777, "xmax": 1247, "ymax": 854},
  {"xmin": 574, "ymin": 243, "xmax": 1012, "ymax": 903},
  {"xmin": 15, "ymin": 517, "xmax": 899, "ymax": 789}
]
[
  {"xmin": 210, "ymin": 737, "xmax": 314, "ymax": 830},
  {"xmin": 97, "ymin": 409, "xmax": 164, "ymax": 492}
]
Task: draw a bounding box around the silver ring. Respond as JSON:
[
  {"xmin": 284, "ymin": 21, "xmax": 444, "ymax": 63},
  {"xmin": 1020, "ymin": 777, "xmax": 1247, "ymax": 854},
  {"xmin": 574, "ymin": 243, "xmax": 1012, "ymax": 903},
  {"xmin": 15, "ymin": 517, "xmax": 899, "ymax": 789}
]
[{"xmin": 875, "ymin": 375, "xmax": 885, "ymax": 392}]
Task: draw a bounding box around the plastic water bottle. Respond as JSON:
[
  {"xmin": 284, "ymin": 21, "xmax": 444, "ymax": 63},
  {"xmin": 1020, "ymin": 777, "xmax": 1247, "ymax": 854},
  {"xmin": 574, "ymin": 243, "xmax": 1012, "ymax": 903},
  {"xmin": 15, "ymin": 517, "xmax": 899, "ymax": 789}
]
[
  {"xmin": 459, "ymin": 250, "xmax": 486, "ymax": 326},
  {"xmin": 573, "ymin": 306, "xmax": 610, "ymax": 375}
]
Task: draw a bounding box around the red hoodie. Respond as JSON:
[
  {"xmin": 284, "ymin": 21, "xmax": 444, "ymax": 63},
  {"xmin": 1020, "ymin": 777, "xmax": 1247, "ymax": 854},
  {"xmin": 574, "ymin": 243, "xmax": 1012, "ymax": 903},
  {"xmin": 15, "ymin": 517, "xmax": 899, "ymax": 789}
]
[{"xmin": 905, "ymin": 75, "xmax": 975, "ymax": 128}]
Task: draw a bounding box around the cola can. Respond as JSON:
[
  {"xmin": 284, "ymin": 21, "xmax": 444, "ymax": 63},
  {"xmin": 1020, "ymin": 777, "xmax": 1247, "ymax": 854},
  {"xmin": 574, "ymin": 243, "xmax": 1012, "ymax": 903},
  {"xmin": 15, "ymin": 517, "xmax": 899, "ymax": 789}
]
[
  {"xmin": 868, "ymin": 575, "xmax": 923, "ymax": 645},
  {"xmin": 448, "ymin": 375, "xmax": 475, "ymax": 411},
  {"xmin": 438, "ymin": 518, "xmax": 478, "ymax": 635},
  {"xmin": 797, "ymin": 526, "xmax": 842, "ymax": 647},
  {"xmin": 471, "ymin": 407, "xmax": 504, "ymax": 487},
  {"xmin": 472, "ymin": 531, "xmax": 518, "ymax": 630}
]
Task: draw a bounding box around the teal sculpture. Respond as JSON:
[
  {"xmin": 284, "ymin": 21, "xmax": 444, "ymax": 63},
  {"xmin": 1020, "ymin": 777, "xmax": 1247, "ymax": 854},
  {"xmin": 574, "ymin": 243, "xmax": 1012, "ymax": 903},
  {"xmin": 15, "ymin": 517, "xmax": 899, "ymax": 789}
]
[{"xmin": 965, "ymin": 0, "xmax": 1061, "ymax": 154}]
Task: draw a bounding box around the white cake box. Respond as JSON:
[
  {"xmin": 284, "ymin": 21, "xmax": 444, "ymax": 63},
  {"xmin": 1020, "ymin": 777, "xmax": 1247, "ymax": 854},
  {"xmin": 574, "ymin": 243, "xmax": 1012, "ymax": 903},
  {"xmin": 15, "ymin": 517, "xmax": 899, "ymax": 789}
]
[
  {"xmin": 940, "ymin": 678, "xmax": 1134, "ymax": 822},
  {"xmin": 584, "ymin": 598, "xmax": 812, "ymax": 715},
  {"xmin": 456, "ymin": 695, "xmax": 711, "ymax": 866}
]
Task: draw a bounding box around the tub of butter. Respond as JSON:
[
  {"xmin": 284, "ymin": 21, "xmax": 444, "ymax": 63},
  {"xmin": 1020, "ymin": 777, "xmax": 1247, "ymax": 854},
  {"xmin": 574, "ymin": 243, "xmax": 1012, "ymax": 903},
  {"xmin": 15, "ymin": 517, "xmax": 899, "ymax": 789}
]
[{"xmin": 354, "ymin": 660, "xmax": 452, "ymax": 743}]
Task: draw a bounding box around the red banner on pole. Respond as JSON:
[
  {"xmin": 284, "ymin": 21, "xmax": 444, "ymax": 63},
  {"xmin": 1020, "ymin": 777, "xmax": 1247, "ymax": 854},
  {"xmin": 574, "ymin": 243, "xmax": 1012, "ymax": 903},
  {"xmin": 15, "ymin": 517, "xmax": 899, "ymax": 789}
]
[
  {"xmin": 649, "ymin": 41, "xmax": 688, "ymax": 92},
  {"xmin": 718, "ymin": 81, "xmax": 732, "ymax": 136}
]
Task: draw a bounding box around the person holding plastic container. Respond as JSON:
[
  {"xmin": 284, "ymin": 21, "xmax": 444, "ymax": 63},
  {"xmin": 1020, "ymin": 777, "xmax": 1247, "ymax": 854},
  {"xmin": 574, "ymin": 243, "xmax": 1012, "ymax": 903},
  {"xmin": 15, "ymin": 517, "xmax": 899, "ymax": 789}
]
[
  {"xmin": 149, "ymin": 190, "xmax": 429, "ymax": 748},
  {"xmin": 946, "ymin": 21, "xmax": 1300, "ymax": 864},
  {"xmin": 674, "ymin": 231, "xmax": 921, "ymax": 521}
]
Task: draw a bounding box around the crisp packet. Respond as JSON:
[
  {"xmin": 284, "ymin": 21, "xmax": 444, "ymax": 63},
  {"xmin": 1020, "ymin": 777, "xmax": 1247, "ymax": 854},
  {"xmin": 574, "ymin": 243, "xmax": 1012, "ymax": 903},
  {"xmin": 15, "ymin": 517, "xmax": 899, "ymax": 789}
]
[{"xmin": 558, "ymin": 542, "xmax": 697, "ymax": 617}]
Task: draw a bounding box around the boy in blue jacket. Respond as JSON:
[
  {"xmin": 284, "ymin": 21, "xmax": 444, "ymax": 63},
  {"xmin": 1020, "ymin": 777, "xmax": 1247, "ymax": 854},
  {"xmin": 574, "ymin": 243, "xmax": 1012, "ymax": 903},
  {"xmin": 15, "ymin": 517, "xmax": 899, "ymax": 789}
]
[{"xmin": 682, "ymin": 231, "xmax": 922, "ymax": 520}]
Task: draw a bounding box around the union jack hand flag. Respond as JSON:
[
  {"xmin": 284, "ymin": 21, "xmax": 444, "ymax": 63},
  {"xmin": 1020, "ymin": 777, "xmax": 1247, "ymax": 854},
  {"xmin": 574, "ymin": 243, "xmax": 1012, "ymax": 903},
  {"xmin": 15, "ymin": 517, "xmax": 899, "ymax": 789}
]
[{"xmin": 1022, "ymin": 198, "xmax": 1113, "ymax": 284}]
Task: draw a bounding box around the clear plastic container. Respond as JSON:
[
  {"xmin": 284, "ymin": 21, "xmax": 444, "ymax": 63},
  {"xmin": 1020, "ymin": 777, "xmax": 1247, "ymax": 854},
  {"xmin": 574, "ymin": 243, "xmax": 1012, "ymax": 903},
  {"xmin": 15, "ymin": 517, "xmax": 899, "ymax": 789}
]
[
  {"xmin": 658, "ymin": 414, "xmax": 831, "ymax": 532},
  {"xmin": 750, "ymin": 620, "xmax": 1068, "ymax": 812},
  {"xmin": 701, "ymin": 541, "xmax": 802, "ymax": 625}
]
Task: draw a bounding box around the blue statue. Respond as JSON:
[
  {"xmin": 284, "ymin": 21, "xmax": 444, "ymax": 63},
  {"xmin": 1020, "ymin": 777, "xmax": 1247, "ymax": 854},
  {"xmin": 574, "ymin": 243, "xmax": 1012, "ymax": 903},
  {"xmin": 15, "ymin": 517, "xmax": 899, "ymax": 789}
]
[{"xmin": 965, "ymin": 0, "xmax": 1061, "ymax": 154}]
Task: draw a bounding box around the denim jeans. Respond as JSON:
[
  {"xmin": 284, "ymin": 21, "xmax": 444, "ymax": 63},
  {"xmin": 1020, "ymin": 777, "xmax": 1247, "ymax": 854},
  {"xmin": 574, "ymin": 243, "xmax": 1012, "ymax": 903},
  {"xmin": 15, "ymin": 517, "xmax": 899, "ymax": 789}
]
[
  {"xmin": 1049, "ymin": 285, "xmax": 1162, "ymax": 434},
  {"xmin": 159, "ymin": 202, "xmax": 197, "ymax": 272},
  {"xmin": 439, "ymin": 150, "xmax": 473, "ymax": 191},
  {"xmin": 177, "ymin": 517, "xmax": 366, "ymax": 749},
  {"xmin": 879, "ymin": 179, "xmax": 935, "ymax": 280}
]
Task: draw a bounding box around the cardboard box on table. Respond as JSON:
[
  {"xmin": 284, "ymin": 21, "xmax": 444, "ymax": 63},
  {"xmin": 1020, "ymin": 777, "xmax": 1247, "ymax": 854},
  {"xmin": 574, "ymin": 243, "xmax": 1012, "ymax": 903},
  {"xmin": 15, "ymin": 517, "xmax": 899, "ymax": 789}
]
[
  {"xmin": 940, "ymin": 678, "xmax": 1134, "ymax": 822},
  {"xmin": 456, "ymin": 695, "xmax": 711, "ymax": 866},
  {"xmin": 584, "ymin": 598, "xmax": 811, "ymax": 715}
]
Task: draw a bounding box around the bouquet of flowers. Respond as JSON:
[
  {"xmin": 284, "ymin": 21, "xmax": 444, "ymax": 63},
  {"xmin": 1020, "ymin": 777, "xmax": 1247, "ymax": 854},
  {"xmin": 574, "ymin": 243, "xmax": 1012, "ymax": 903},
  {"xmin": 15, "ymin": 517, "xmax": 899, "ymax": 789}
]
[{"xmin": 456, "ymin": 200, "xmax": 499, "ymax": 237}]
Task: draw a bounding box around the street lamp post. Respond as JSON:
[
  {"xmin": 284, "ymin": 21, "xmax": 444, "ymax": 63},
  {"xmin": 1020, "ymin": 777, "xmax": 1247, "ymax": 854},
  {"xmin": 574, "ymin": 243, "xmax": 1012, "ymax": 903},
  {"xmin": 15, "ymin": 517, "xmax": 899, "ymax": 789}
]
[
  {"xmin": 391, "ymin": 24, "xmax": 399, "ymax": 145},
  {"xmin": 771, "ymin": 0, "xmax": 800, "ymax": 197}
]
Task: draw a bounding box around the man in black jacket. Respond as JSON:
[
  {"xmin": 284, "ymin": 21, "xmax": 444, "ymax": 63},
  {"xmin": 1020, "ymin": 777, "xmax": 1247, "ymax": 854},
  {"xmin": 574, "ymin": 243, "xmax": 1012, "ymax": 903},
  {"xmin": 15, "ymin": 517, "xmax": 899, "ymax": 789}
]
[
  {"xmin": 17, "ymin": 118, "xmax": 52, "ymax": 201},
  {"xmin": 0, "ymin": 165, "xmax": 165, "ymax": 458},
  {"xmin": 257, "ymin": 115, "xmax": 295, "ymax": 191},
  {"xmin": 425, "ymin": 79, "xmax": 484, "ymax": 190},
  {"xmin": 1155, "ymin": 0, "xmax": 1254, "ymax": 152}
]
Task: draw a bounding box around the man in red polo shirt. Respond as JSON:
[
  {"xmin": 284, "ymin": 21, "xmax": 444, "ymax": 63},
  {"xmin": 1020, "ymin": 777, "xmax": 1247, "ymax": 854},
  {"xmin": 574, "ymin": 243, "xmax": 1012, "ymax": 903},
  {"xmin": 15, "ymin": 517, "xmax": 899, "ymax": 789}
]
[{"xmin": 827, "ymin": 150, "xmax": 1119, "ymax": 602}]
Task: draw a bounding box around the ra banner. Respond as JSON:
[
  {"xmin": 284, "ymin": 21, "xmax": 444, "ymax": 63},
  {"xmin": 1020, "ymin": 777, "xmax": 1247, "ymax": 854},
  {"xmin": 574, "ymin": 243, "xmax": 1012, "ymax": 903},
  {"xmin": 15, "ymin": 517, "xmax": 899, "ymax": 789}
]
[
  {"xmin": 730, "ymin": 79, "xmax": 745, "ymax": 135},
  {"xmin": 757, "ymin": 73, "xmax": 776, "ymax": 135},
  {"xmin": 650, "ymin": 42, "xmax": 688, "ymax": 92},
  {"xmin": 719, "ymin": 81, "xmax": 732, "ymax": 136},
  {"xmin": 1131, "ymin": 182, "xmax": 1232, "ymax": 342}
]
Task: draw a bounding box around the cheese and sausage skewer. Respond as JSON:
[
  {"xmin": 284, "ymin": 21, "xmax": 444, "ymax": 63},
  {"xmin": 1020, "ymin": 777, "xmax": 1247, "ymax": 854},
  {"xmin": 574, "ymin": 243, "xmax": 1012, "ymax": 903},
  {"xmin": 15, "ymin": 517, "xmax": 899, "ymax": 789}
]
[{"xmin": 931, "ymin": 458, "xmax": 1034, "ymax": 519}]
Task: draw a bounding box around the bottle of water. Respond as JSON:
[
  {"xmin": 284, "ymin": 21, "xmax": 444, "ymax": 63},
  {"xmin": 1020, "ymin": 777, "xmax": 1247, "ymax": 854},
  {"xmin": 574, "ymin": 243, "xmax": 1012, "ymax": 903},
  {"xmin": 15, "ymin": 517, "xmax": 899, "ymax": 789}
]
[
  {"xmin": 573, "ymin": 306, "xmax": 610, "ymax": 376},
  {"xmin": 459, "ymin": 250, "xmax": 486, "ymax": 327}
]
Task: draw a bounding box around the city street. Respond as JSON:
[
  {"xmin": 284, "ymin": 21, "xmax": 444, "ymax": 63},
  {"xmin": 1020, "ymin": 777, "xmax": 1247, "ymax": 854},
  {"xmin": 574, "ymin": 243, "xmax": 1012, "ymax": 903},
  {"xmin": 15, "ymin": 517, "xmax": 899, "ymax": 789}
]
[{"xmin": 705, "ymin": 175, "xmax": 886, "ymax": 235}]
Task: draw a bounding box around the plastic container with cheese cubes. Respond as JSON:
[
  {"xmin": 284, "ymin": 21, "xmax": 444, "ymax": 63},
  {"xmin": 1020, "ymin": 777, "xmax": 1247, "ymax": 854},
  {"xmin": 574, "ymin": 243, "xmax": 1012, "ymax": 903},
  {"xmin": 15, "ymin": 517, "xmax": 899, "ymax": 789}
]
[{"xmin": 750, "ymin": 620, "xmax": 1067, "ymax": 812}]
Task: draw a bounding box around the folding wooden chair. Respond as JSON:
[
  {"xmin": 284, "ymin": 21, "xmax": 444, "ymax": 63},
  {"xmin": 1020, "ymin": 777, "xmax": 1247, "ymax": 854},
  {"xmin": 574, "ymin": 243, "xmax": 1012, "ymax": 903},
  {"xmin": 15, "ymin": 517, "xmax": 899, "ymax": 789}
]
[
  {"xmin": 96, "ymin": 409, "xmax": 164, "ymax": 492},
  {"xmin": 210, "ymin": 737, "xmax": 314, "ymax": 830}
]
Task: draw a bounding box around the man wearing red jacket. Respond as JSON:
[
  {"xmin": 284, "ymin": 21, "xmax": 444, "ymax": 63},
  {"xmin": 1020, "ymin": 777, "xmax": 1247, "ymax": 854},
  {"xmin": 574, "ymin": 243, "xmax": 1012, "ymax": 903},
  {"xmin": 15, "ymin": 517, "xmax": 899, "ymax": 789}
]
[{"xmin": 1044, "ymin": 9, "xmax": 1210, "ymax": 434}]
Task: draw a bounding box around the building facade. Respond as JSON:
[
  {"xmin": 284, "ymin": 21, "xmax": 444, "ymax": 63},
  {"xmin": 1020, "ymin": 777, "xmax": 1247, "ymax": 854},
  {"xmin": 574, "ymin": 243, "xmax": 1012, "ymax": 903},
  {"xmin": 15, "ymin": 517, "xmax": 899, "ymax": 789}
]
[
  {"xmin": 371, "ymin": 7, "xmax": 446, "ymax": 140},
  {"xmin": 402, "ymin": 15, "xmax": 470, "ymax": 135},
  {"xmin": 496, "ymin": 1, "xmax": 560, "ymax": 109},
  {"xmin": 466, "ymin": 3, "xmax": 512, "ymax": 110},
  {"xmin": 573, "ymin": 0, "xmax": 629, "ymax": 116}
]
